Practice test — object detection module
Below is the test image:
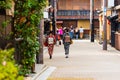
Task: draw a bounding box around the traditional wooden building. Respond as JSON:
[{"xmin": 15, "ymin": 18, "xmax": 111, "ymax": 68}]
[
  {"xmin": 55, "ymin": 0, "xmax": 102, "ymax": 37},
  {"xmin": 98, "ymin": 0, "xmax": 120, "ymax": 50},
  {"xmin": 114, "ymin": 0, "xmax": 120, "ymax": 50}
]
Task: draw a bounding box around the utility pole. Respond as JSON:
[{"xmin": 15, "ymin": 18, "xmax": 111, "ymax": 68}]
[
  {"xmin": 90, "ymin": 0, "xmax": 94, "ymax": 42},
  {"xmin": 53, "ymin": 0, "xmax": 57, "ymax": 35},
  {"xmin": 103, "ymin": 0, "xmax": 107, "ymax": 50},
  {"xmin": 36, "ymin": 19, "xmax": 44, "ymax": 64}
]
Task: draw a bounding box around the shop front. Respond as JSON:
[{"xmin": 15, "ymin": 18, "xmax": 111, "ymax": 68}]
[{"xmin": 114, "ymin": 5, "xmax": 120, "ymax": 50}]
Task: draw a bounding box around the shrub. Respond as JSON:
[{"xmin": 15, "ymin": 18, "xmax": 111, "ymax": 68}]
[{"xmin": 0, "ymin": 48, "xmax": 24, "ymax": 80}]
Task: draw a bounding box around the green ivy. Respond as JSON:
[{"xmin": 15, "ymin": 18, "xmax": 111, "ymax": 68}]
[
  {"xmin": 0, "ymin": 0, "xmax": 47, "ymax": 76},
  {"xmin": 14, "ymin": 0, "xmax": 47, "ymax": 75},
  {"xmin": 2, "ymin": 20, "xmax": 10, "ymax": 28},
  {"xmin": 0, "ymin": 0, "xmax": 12, "ymax": 9}
]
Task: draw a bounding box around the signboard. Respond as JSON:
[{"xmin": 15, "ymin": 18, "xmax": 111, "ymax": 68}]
[{"xmin": 43, "ymin": 12, "xmax": 48, "ymax": 19}]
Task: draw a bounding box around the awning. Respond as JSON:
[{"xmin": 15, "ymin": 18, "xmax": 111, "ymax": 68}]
[
  {"xmin": 56, "ymin": 21, "xmax": 63, "ymax": 24},
  {"xmin": 115, "ymin": 5, "xmax": 120, "ymax": 10},
  {"xmin": 107, "ymin": 15, "xmax": 118, "ymax": 20}
]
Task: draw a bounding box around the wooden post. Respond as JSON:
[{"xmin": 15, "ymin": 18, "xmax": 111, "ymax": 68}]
[{"xmin": 36, "ymin": 19, "xmax": 44, "ymax": 64}]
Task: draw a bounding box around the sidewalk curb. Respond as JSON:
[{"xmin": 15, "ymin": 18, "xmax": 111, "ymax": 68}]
[
  {"xmin": 30, "ymin": 47, "xmax": 49, "ymax": 80},
  {"xmin": 31, "ymin": 65, "xmax": 49, "ymax": 80},
  {"xmin": 31, "ymin": 47, "xmax": 48, "ymax": 80},
  {"xmin": 25, "ymin": 47, "xmax": 48, "ymax": 80},
  {"xmin": 35, "ymin": 66, "xmax": 56, "ymax": 80}
]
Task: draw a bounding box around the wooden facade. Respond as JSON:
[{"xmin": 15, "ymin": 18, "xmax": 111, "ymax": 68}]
[
  {"xmin": 57, "ymin": 0, "xmax": 101, "ymax": 10},
  {"xmin": 98, "ymin": 0, "xmax": 120, "ymax": 49},
  {"xmin": 114, "ymin": 0, "xmax": 120, "ymax": 50},
  {"xmin": 56, "ymin": 0, "xmax": 102, "ymax": 37},
  {"xmin": 57, "ymin": 0, "xmax": 101, "ymax": 20},
  {"xmin": 115, "ymin": 0, "xmax": 120, "ymax": 6},
  {"xmin": 0, "ymin": 1, "xmax": 14, "ymax": 49}
]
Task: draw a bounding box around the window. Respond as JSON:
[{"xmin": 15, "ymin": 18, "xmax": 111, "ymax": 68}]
[{"xmin": 57, "ymin": 10, "xmax": 90, "ymax": 16}]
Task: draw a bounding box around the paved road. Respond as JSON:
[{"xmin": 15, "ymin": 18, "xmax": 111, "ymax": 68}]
[{"xmin": 44, "ymin": 40, "xmax": 120, "ymax": 80}]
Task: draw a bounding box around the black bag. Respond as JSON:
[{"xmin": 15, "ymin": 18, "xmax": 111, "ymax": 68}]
[{"xmin": 59, "ymin": 41, "xmax": 61, "ymax": 45}]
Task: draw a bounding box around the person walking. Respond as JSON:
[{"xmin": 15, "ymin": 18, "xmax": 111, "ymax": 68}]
[
  {"xmin": 70, "ymin": 25, "xmax": 74, "ymax": 39},
  {"xmin": 58, "ymin": 27, "xmax": 63, "ymax": 39},
  {"xmin": 55, "ymin": 30, "xmax": 61, "ymax": 46},
  {"xmin": 79, "ymin": 26, "xmax": 84, "ymax": 39},
  {"xmin": 63, "ymin": 29, "xmax": 72, "ymax": 58},
  {"xmin": 69, "ymin": 25, "xmax": 73, "ymax": 39},
  {"xmin": 46, "ymin": 31, "xmax": 56, "ymax": 59},
  {"xmin": 75, "ymin": 27, "xmax": 79, "ymax": 39}
]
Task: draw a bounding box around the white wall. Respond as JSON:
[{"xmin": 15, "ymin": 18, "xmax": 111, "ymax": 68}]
[{"xmin": 108, "ymin": 0, "xmax": 114, "ymax": 8}]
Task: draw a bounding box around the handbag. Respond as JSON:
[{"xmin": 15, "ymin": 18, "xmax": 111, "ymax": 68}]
[
  {"xmin": 59, "ymin": 41, "xmax": 61, "ymax": 45},
  {"xmin": 57, "ymin": 35, "xmax": 61, "ymax": 40},
  {"xmin": 70, "ymin": 40, "xmax": 73, "ymax": 44},
  {"xmin": 44, "ymin": 40, "xmax": 48, "ymax": 47}
]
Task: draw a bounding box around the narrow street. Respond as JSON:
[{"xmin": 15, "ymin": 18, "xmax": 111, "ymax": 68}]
[{"xmin": 43, "ymin": 40, "xmax": 120, "ymax": 80}]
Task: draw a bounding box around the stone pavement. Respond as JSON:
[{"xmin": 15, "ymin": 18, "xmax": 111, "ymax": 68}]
[
  {"xmin": 29, "ymin": 40, "xmax": 120, "ymax": 80},
  {"xmin": 44, "ymin": 40, "xmax": 120, "ymax": 80}
]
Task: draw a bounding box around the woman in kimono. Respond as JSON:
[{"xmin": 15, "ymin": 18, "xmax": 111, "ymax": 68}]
[{"xmin": 46, "ymin": 31, "xmax": 56, "ymax": 59}]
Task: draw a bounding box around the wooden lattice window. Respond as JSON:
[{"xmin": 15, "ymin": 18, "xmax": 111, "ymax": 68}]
[{"xmin": 115, "ymin": 0, "xmax": 120, "ymax": 6}]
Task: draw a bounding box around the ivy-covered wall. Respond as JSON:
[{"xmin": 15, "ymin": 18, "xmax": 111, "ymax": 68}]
[{"xmin": 0, "ymin": 0, "xmax": 47, "ymax": 76}]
